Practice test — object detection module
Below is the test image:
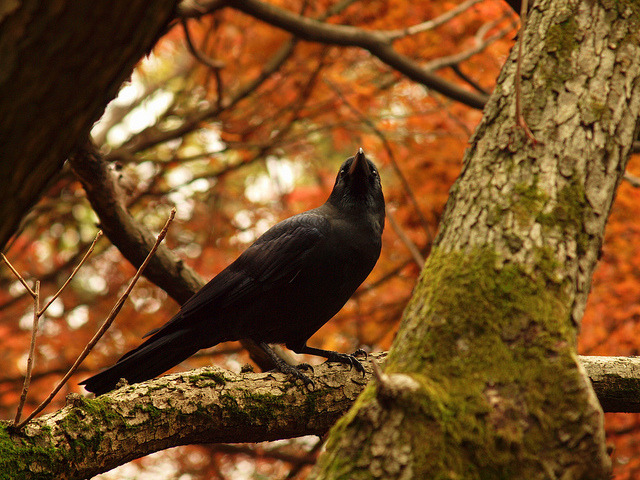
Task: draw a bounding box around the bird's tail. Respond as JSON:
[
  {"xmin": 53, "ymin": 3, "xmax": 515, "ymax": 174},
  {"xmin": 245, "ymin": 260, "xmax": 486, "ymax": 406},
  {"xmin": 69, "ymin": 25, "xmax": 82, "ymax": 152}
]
[{"xmin": 80, "ymin": 330, "xmax": 200, "ymax": 396}]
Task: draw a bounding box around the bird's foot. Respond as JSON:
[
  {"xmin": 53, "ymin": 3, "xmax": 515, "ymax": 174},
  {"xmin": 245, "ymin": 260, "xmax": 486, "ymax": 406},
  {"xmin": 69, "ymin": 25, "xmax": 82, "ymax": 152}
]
[
  {"xmin": 353, "ymin": 348, "xmax": 368, "ymax": 358},
  {"xmin": 325, "ymin": 352, "xmax": 366, "ymax": 375},
  {"xmin": 275, "ymin": 362, "xmax": 314, "ymax": 387}
]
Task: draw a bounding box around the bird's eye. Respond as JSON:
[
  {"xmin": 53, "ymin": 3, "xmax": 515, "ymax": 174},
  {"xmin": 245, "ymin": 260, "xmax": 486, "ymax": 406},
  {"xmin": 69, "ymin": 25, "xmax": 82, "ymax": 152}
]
[{"xmin": 371, "ymin": 169, "xmax": 378, "ymax": 177}]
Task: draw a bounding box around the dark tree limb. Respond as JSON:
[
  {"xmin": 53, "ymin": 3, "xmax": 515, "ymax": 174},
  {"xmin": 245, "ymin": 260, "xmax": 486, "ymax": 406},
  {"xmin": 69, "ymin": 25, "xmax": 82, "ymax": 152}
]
[
  {"xmin": 69, "ymin": 145, "xmax": 202, "ymax": 305},
  {"xmin": 0, "ymin": 0, "xmax": 179, "ymax": 251},
  {"xmin": 222, "ymin": 0, "xmax": 489, "ymax": 109}
]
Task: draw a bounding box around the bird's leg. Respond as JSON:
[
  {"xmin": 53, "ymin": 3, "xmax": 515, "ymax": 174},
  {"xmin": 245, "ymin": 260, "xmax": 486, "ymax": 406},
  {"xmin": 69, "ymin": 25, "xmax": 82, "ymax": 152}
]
[
  {"xmin": 257, "ymin": 342, "xmax": 314, "ymax": 386},
  {"xmin": 293, "ymin": 345, "xmax": 366, "ymax": 375}
]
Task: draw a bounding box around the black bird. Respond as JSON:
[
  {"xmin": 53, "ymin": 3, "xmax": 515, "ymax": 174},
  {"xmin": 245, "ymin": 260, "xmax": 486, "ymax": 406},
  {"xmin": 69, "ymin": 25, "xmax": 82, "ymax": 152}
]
[{"xmin": 81, "ymin": 148, "xmax": 385, "ymax": 395}]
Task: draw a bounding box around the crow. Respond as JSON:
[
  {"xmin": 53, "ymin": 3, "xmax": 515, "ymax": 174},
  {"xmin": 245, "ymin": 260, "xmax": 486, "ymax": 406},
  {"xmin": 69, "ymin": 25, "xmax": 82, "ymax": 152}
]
[{"xmin": 81, "ymin": 148, "xmax": 385, "ymax": 395}]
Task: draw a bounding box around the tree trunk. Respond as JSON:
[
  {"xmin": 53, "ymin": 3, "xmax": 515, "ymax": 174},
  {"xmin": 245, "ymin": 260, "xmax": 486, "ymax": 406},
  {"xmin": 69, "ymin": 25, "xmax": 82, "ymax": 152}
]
[
  {"xmin": 0, "ymin": 0, "xmax": 178, "ymax": 250},
  {"xmin": 312, "ymin": 1, "xmax": 640, "ymax": 478}
]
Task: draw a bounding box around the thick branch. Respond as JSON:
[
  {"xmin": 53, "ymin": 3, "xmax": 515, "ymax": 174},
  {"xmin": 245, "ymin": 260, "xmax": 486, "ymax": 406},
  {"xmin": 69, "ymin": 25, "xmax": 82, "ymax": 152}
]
[
  {"xmin": 69, "ymin": 145, "xmax": 202, "ymax": 304},
  {"xmin": 0, "ymin": 354, "xmax": 638, "ymax": 478},
  {"xmin": 581, "ymin": 356, "xmax": 640, "ymax": 413},
  {"xmin": 1, "ymin": 355, "xmax": 377, "ymax": 480}
]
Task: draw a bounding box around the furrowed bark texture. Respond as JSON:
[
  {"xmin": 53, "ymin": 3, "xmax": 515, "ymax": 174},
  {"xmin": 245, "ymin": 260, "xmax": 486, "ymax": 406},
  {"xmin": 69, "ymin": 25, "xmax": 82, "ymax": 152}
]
[
  {"xmin": 313, "ymin": 1, "xmax": 640, "ymax": 479},
  {"xmin": 0, "ymin": 0, "xmax": 178, "ymax": 250}
]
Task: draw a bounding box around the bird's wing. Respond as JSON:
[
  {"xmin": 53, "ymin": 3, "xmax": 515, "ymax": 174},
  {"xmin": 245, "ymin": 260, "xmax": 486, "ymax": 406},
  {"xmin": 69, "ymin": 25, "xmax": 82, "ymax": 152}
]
[{"xmin": 151, "ymin": 212, "xmax": 330, "ymax": 334}]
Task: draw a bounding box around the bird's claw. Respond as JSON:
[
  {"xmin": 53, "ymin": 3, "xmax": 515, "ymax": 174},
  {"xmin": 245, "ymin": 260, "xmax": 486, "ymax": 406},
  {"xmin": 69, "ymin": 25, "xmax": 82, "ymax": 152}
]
[
  {"xmin": 297, "ymin": 362, "xmax": 315, "ymax": 373},
  {"xmin": 276, "ymin": 363, "xmax": 315, "ymax": 387},
  {"xmin": 353, "ymin": 348, "xmax": 368, "ymax": 358},
  {"xmin": 326, "ymin": 352, "xmax": 366, "ymax": 376}
]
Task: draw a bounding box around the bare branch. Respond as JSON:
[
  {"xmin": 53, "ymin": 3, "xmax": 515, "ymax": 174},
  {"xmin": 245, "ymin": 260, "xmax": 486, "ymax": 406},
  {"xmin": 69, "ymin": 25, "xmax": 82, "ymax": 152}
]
[
  {"xmin": 514, "ymin": 0, "xmax": 537, "ymax": 142},
  {"xmin": 13, "ymin": 280, "xmax": 40, "ymax": 426},
  {"xmin": 70, "ymin": 145, "xmax": 203, "ymax": 304},
  {"xmin": 623, "ymin": 171, "xmax": 640, "ymax": 188},
  {"xmin": 110, "ymin": 35, "xmax": 298, "ymax": 157},
  {"xmin": 38, "ymin": 231, "xmax": 103, "ymax": 316},
  {"xmin": 181, "ymin": 18, "xmax": 225, "ymax": 70},
  {"xmin": 1, "ymin": 253, "xmax": 36, "ymax": 297},
  {"xmin": 223, "ymin": 0, "xmax": 488, "ymax": 109},
  {"xmin": 1, "ymin": 353, "xmax": 639, "ymax": 479},
  {"xmin": 423, "ymin": 16, "xmax": 517, "ymax": 72},
  {"xmin": 15, "ymin": 210, "xmax": 175, "ymax": 429},
  {"xmin": 386, "ymin": 211, "xmax": 425, "ymax": 266},
  {"xmin": 385, "ymin": 0, "xmax": 484, "ymax": 40},
  {"xmin": 178, "ymin": 0, "xmax": 226, "ymax": 18}
]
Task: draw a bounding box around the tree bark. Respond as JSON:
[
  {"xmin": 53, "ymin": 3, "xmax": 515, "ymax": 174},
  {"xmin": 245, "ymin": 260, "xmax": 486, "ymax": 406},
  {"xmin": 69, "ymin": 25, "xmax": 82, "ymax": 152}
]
[
  {"xmin": 582, "ymin": 356, "xmax": 640, "ymax": 413},
  {"xmin": 312, "ymin": 1, "xmax": 640, "ymax": 478},
  {"xmin": 0, "ymin": 0, "xmax": 178, "ymax": 250},
  {"xmin": 1, "ymin": 354, "xmax": 639, "ymax": 479},
  {"xmin": 0, "ymin": 356, "xmax": 377, "ymax": 480}
]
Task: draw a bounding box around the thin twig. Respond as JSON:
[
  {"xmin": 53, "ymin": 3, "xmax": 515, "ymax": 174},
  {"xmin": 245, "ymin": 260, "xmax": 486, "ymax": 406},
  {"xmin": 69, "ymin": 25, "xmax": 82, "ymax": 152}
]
[
  {"xmin": 385, "ymin": 0, "xmax": 484, "ymax": 40},
  {"xmin": 387, "ymin": 211, "xmax": 425, "ymax": 266},
  {"xmin": 38, "ymin": 231, "xmax": 103, "ymax": 316},
  {"xmin": 424, "ymin": 16, "xmax": 517, "ymax": 72},
  {"xmin": 15, "ymin": 209, "xmax": 176, "ymax": 429},
  {"xmin": 181, "ymin": 18, "xmax": 225, "ymax": 70},
  {"xmin": 13, "ymin": 280, "xmax": 40, "ymax": 426},
  {"xmin": 1, "ymin": 253, "xmax": 35, "ymax": 297},
  {"xmin": 515, "ymin": 0, "xmax": 537, "ymax": 143},
  {"xmin": 623, "ymin": 171, "xmax": 640, "ymax": 188},
  {"xmin": 450, "ymin": 64, "xmax": 489, "ymax": 95}
]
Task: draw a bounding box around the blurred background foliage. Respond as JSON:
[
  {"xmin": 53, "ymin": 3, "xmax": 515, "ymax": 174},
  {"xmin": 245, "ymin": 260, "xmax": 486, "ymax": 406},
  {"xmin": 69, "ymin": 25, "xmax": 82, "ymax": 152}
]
[{"xmin": 1, "ymin": 0, "xmax": 639, "ymax": 478}]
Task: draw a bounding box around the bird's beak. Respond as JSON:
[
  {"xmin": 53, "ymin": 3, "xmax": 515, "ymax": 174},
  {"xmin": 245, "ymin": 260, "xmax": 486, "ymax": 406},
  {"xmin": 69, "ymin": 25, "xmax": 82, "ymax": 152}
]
[{"xmin": 349, "ymin": 147, "xmax": 370, "ymax": 176}]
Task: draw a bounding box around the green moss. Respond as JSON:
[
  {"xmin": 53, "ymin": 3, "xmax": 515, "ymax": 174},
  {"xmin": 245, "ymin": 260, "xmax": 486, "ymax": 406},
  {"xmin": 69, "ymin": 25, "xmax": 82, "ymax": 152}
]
[
  {"xmin": 320, "ymin": 385, "xmax": 378, "ymax": 477},
  {"xmin": 130, "ymin": 402, "xmax": 163, "ymax": 421},
  {"xmin": 511, "ymin": 181, "xmax": 548, "ymax": 226},
  {"xmin": 540, "ymin": 14, "xmax": 580, "ymax": 91},
  {"xmin": 546, "ymin": 17, "xmax": 578, "ymax": 56},
  {"xmin": 303, "ymin": 388, "xmax": 329, "ymax": 419},
  {"xmin": 487, "ymin": 180, "xmax": 549, "ymax": 235},
  {"xmin": 537, "ymin": 177, "xmax": 590, "ymax": 255},
  {"xmin": 0, "ymin": 422, "xmax": 59, "ymax": 480},
  {"xmin": 357, "ymin": 246, "xmax": 583, "ymax": 477},
  {"xmin": 219, "ymin": 390, "xmax": 286, "ymax": 426},
  {"xmin": 555, "ymin": 178, "xmax": 587, "ymax": 226},
  {"xmin": 389, "ymin": 246, "xmax": 571, "ymax": 374},
  {"xmin": 60, "ymin": 406, "xmax": 102, "ymax": 456},
  {"xmin": 188, "ymin": 369, "xmax": 227, "ymax": 387}
]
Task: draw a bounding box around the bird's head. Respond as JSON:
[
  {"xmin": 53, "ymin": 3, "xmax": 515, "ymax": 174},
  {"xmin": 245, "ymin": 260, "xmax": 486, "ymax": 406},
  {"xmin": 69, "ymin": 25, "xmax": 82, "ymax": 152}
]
[{"xmin": 328, "ymin": 148, "xmax": 385, "ymax": 234}]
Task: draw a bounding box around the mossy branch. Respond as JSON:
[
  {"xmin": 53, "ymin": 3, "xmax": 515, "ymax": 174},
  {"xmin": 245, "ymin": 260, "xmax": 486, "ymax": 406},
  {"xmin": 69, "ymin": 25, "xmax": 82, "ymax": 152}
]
[{"xmin": 0, "ymin": 353, "xmax": 638, "ymax": 479}]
